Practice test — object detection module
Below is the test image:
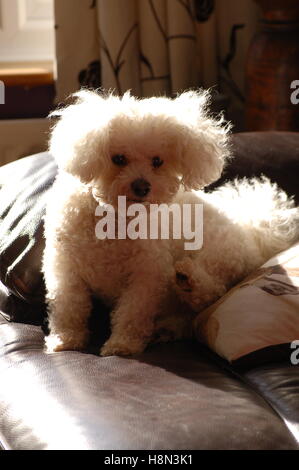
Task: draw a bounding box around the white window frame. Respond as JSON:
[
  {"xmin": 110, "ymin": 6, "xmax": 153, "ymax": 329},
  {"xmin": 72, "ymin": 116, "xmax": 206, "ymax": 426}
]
[{"xmin": 0, "ymin": 0, "xmax": 55, "ymax": 63}]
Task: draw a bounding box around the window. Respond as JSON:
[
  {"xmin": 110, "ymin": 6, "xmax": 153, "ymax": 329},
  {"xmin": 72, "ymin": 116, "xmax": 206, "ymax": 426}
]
[
  {"xmin": 0, "ymin": 0, "xmax": 55, "ymax": 120},
  {"xmin": 0, "ymin": 0, "xmax": 54, "ymax": 165},
  {"xmin": 0, "ymin": 0, "xmax": 55, "ymax": 63}
]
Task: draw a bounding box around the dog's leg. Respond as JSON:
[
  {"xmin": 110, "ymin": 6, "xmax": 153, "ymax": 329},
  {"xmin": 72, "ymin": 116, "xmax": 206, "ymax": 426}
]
[
  {"xmin": 100, "ymin": 273, "xmax": 167, "ymax": 357},
  {"xmin": 174, "ymin": 256, "xmax": 227, "ymax": 312},
  {"xmin": 44, "ymin": 251, "xmax": 92, "ymax": 353}
]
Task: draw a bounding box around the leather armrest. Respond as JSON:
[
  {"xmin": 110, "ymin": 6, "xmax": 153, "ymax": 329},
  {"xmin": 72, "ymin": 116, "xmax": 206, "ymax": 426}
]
[{"xmin": 213, "ymin": 131, "xmax": 299, "ymax": 203}]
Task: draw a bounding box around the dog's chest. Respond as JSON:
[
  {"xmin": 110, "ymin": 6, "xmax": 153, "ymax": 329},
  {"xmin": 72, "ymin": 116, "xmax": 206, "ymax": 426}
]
[{"xmin": 76, "ymin": 237, "xmax": 153, "ymax": 300}]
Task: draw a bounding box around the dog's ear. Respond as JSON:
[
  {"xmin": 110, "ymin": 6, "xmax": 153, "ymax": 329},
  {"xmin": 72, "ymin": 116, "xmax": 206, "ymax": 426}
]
[
  {"xmin": 175, "ymin": 90, "xmax": 232, "ymax": 190},
  {"xmin": 49, "ymin": 90, "xmax": 112, "ymax": 183}
]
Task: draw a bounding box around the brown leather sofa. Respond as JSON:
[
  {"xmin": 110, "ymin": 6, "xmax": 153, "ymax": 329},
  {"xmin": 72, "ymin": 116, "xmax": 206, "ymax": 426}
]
[{"xmin": 0, "ymin": 132, "xmax": 299, "ymax": 450}]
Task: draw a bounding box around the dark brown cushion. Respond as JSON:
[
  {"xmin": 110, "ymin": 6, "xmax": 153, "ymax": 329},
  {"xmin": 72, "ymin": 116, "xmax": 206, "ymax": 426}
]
[
  {"xmin": 0, "ymin": 152, "xmax": 57, "ymax": 300},
  {"xmin": 211, "ymin": 131, "xmax": 299, "ymax": 204}
]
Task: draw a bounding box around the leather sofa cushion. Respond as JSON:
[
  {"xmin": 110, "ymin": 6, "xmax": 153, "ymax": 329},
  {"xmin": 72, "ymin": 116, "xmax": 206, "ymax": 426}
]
[
  {"xmin": 244, "ymin": 362, "xmax": 299, "ymax": 444},
  {"xmin": 0, "ymin": 152, "xmax": 57, "ymax": 305},
  {"xmin": 212, "ymin": 131, "xmax": 299, "ymax": 204},
  {"xmin": 0, "ymin": 311, "xmax": 297, "ymax": 450}
]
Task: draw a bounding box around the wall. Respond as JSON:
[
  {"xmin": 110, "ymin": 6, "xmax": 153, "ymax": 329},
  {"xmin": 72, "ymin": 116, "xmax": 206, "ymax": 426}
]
[{"xmin": 0, "ymin": 118, "xmax": 51, "ymax": 166}]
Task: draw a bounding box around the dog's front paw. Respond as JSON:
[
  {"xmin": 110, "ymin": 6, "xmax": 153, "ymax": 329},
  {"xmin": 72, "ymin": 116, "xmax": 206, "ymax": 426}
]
[
  {"xmin": 45, "ymin": 332, "xmax": 87, "ymax": 353},
  {"xmin": 100, "ymin": 335, "xmax": 146, "ymax": 357}
]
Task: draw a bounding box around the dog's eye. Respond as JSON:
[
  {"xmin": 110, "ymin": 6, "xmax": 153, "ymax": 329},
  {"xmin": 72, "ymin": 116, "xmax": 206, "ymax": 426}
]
[
  {"xmin": 152, "ymin": 156, "xmax": 163, "ymax": 168},
  {"xmin": 112, "ymin": 154, "xmax": 127, "ymax": 166}
]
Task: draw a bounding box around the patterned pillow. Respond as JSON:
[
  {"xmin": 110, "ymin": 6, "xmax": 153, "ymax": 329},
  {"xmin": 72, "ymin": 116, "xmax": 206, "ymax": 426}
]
[{"xmin": 193, "ymin": 243, "xmax": 299, "ymax": 364}]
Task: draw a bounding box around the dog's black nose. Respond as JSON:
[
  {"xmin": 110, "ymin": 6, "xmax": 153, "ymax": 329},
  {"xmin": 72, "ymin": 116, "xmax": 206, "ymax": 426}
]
[{"xmin": 131, "ymin": 179, "xmax": 151, "ymax": 197}]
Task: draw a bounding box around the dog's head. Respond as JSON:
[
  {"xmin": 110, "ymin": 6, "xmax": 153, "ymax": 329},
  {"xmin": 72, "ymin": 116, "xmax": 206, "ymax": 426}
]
[{"xmin": 49, "ymin": 89, "xmax": 231, "ymax": 206}]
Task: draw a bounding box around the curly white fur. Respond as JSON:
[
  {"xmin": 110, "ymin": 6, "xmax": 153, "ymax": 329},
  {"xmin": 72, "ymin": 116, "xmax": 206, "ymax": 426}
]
[{"xmin": 43, "ymin": 89, "xmax": 299, "ymax": 356}]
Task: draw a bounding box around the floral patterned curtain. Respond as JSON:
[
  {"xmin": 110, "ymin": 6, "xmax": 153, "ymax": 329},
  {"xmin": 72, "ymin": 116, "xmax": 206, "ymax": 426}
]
[{"xmin": 54, "ymin": 0, "xmax": 261, "ymax": 125}]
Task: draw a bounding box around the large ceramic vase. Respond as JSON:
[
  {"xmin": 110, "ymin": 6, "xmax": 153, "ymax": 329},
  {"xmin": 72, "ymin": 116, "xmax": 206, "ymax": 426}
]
[{"xmin": 245, "ymin": 0, "xmax": 299, "ymax": 131}]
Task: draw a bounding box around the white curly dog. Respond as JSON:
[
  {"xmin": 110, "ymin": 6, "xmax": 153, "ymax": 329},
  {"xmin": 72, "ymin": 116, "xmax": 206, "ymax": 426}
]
[{"xmin": 43, "ymin": 89, "xmax": 299, "ymax": 356}]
